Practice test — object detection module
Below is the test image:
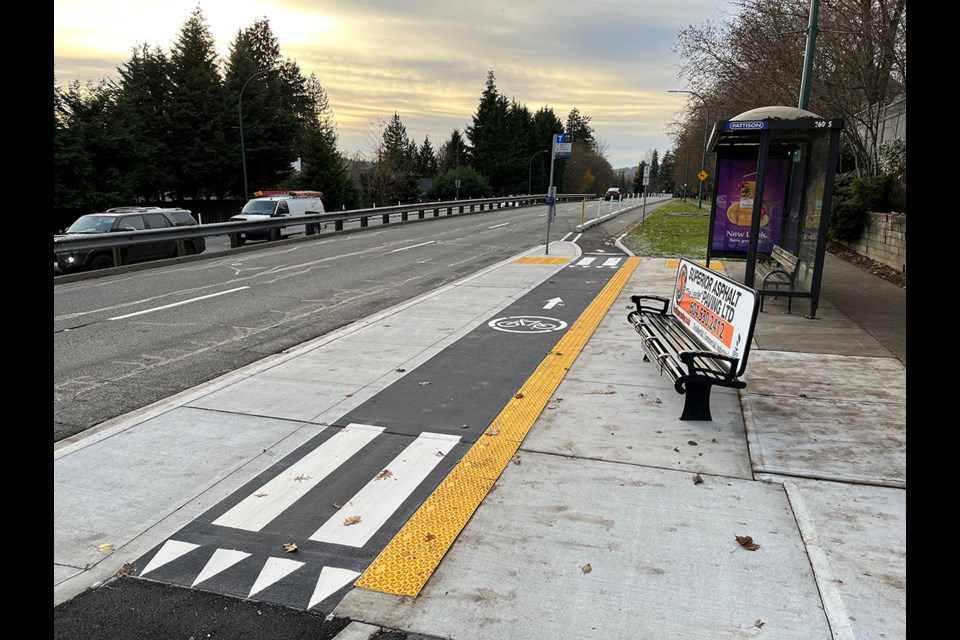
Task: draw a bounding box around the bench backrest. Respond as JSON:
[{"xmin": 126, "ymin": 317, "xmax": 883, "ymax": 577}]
[
  {"xmin": 670, "ymin": 258, "xmax": 759, "ymax": 373},
  {"xmin": 771, "ymin": 244, "xmax": 799, "ymax": 272}
]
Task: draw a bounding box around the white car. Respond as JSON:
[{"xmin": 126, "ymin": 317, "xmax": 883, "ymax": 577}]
[{"xmin": 230, "ymin": 191, "xmax": 324, "ymax": 244}]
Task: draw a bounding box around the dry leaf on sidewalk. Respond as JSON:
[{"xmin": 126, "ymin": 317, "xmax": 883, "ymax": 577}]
[
  {"xmin": 344, "ymin": 515, "xmax": 362, "ymax": 526},
  {"xmin": 375, "ymin": 469, "xmax": 393, "ymax": 480},
  {"xmin": 735, "ymin": 535, "xmax": 760, "ymax": 551},
  {"xmin": 693, "ymin": 474, "xmax": 703, "ymax": 484},
  {"xmin": 418, "ymin": 381, "xmax": 431, "ymax": 386},
  {"xmin": 581, "ymin": 563, "xmax": 592, "ymax": 574},
  {"xmin": 115, "ymin": 563, "xmax": 136, "ymax": 577},
  {"xmin": 589, "ymin": 389, "xmax": 616, "ymax": 394},
  {"xmin": 283, "ymin": 543, "xmax": 298, "ymax": 553},
  {"xmin": 754, "ymin": 619, "xmax": 765, "ymax": 628}
]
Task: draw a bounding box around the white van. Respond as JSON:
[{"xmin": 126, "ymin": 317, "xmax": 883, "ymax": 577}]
[{"xmin": 230, "ymin": 190, "xmax": 325, "ymax": 243}]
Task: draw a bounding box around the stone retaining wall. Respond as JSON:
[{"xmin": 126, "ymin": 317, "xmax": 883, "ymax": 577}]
[{"xmin": 839, "ymin": 212, "xmax": 906, "ymax": 274}]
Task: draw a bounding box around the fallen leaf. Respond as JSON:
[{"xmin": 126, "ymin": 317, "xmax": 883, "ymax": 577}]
[
  {"xmin": 735, "ymin": 535, "xmax": 760, "ymax": 551},
  {"xmin": 799, "ymin": 393, "xmax": 808, "ymax": 398},
  {"xmin": 334, "ymin": 502, "xmax": 342, "ymax": 509},
  {"xmin": 418, "ymin": 381, "xmax": 431, "ymax": 386},
  {"xmin": 344, "ymin": 515, "xmax": 362, "ymax": 526},
  {"xmin": 687, "ymin": 440, "xmax": 698, "ymax": 446},
  {"xmin": 436, "ymin": 450, "xmax": 445, "ymax": 457},
  {"xmin": 554, "ymin": 351, "xmax": 563, "ymax": 356},
  {"xmin": 97, "ymin": 543, "xmax": 114, "ymax": 553},
  {"xmin": 512, "ymin": 455, "xmax": 521, "ymax": 465},
  {"xmin": 485, "ymin": 428, "xmax": 500, "ymax": 436},
  {"xmin": 283, "ymin": 543, "xmax": 298, "ymax": 553},
  {"xmin": 375, "ymin": 469, "xmax": 393, "ymax": 480},
  {"xmin": 547, "ymin": 403, "xmax": 559, "ymax": 409},
  {"xmin": 255, "ymin": 492, "xmax": 268, "ymax": 498},
  {"xmin": 754, "ymin": 619, "xmax": 765, "ymax": 628},
  {"xmin": 692, "ymin": 474, "xmax": 703, "ymax": 484},
  {"xmin": 345, "ymin": 393, "xmax": 353, "ymax": 397},
  {"xmin": 115, "ymin": 563, "xmax": 136, "ymax": 577},
  {"xmin": 461, "ymin": 424, "xmax": 470, "ymax": 429},
  {"xmin": 626, "ymin": 445, "xmax": 633, "ymax": 449},
  {"xmin": 425, "ymin": 533, "xmax": 436, "ymax": 542},
  {"xmin": 294, "ymin": 474, "xmax": 313, "ymax": 482},
  {"xmin": 581, "ymin": 563, "xmax": 592, "ymax": 574},
  {"xmin": 673, "ymin": 447, "xmax": 680, "ymax": 452},
  {"xmin": 395, "ymin": 368, "xmax": 406, "ymax": 373},
  {"xmin": 589, "ymin": 389, "xmax": 616, "ymax": 394},
  {"xmin": 653, "ymin": 397, "xmax": 662, "ymax": 404},
  {"xmin": 514, "ymin": 392, "xmax": 525, "ymax": 399}
]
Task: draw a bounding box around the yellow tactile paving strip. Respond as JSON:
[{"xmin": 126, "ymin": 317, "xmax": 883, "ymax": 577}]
[
  {"xmin": 354, "ymin": 256, "xmax": 642, "ymax": 597},
  {"xmin": 514, "ymin": 256, "xmax": 570, "ymax": 264},
  {"xmin": 665, "ymin": 258, "xmax": 725, "ymax": 271}
]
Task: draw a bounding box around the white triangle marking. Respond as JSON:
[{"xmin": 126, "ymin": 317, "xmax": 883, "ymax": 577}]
[
  {"xmin": 578, "ymin": 257, "xmax": 596, "ymax": 267},
  {"xmin": 602, "ymin": 258, "xmax": 622, "ymax": 267},
  {"xmin": 192, "ymin": 548, "xmax": 251, "ymax": 587},
  {"xmin": 248, "ymin": 557, "xmax": 304, "ymax": 598},
  {"xmin": 139, "ymin": 539, "xmax": 199, "ymax": 577},
  {"xmin": 308, "ymin": 566, "xmax": 361, "ymax": 609}
]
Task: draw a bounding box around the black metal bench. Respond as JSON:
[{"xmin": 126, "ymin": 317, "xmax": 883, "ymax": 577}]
[
  {"xmin": 627, "ymin": 258, "xmax": 759, "ymax": 420},
  {"xmin": 755, "ymin": 244, "xmax": 800, "ymax": 312}
]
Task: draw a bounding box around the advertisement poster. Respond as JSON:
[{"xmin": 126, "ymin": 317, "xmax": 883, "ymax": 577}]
[
  {"xmin": 671, "ymin": 258, "xmax": 755, "ymax": 360},
  {"xmin": 710, "ymin": 157, "xmax": 789, "ymax": 254}
]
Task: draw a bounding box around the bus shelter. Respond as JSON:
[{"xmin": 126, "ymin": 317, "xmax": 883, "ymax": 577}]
[{"xmin": 704, "ymin": 106, "xmax": 843, "ymax": 319}]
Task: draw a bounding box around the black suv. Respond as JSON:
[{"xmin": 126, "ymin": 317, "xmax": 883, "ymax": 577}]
[{"xmin": 54, "ymin": 207, "xmax": 205, "ymax": 274}]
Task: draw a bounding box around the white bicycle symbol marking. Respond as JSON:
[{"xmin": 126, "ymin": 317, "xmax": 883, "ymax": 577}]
[{"xmin": 488, "ymin": 316, "xmax": 568, "ymax": 333}]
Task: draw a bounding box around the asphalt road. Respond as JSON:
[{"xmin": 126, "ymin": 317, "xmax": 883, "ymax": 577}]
[{"xmin": 54, "ymin": 197, "xmax": 667, "ymax": 443}]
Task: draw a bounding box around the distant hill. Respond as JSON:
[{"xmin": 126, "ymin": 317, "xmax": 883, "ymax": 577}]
[{"xmin": 614, "ymin": 166, "xmax": 638, "ymax": 176}]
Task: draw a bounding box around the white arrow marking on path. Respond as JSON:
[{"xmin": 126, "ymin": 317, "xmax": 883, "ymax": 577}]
[
  {"xmin": 309, "ymin": 567, "xmax": 362, "ymax": 609},
  {"xmin": 543, "ymin": 297, "xmax": 563, "ymax": 310},
  {"xmin": 192, "ymin": 548, "xmax": 251, "ymax": 587},
  {"xmin": 139, "ymin": 539, "xmax": 200, "ymax": 577},
  {"xmin": 248, "ymin": 557, "xmax": 304, "ymax": 598},
  {"xmin": 212, "ymin": 423, "xmax": 384, "ymax": 532}
]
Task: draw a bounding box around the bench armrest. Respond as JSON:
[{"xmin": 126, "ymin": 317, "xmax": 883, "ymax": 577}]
[
  {"xmin": 630, "ymin": 294, "xmax": 670, "ymax": 315},
  {"xmin": 679, "ymin": 350, "xmax": 741, "ymax": 381}
]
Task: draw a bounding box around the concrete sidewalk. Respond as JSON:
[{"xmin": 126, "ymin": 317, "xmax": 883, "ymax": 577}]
[
  {"xmin": 332, "ymin": 251, "xmax": 906, "ymax": 640},
  {"xmin": 54, "ymin": 241, "xmax": 906, "ymax": 640}
]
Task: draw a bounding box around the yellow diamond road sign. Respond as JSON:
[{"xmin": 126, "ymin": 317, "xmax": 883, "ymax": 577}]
[{"xmin": 697, "ymin": 170, "xmax": 708, "ymax": 181}]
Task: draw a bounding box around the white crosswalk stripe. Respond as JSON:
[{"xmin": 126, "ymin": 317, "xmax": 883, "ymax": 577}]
[
  {"xmin": 309, "ymin": 431, "xmax": 461, "ymax": 547},
  {"xmin": 212, "ymin": 423, "xmax": 384, "ymax": 532}
]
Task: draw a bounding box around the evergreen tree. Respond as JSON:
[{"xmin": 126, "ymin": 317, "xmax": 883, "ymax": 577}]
[
  {"xmin": 113, "ymin": 43, "xmax": 174, "ymax": 201},
  {"xmin": 281, "ymin": 73, "xmax": 360, "ymax": 211},
  {"xmin": 467, "ymin": 70, "xmax": 509, "ymax": 195},
  {"xmin": 531, "ymin": 107, "xmax": 564, "ymax": 193},
  {"xmin": 649, "ymin": 150, "xmax": 660, "ymax": 192},
  {"xmin": 565, "ymin": 108, "xmax": 595, "ymax": 151},
  {"xmin": 166, "ymin": 6, "xmax": 228, "ymax": 199},
  {"xmin": 414, "ymin": 136, "xmax": 438, "ymax": 178}
]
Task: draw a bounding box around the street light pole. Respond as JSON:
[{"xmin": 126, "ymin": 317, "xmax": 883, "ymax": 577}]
[
  {"xmin": 239, "ymin": 68, "xmax": 273, "ymax": 200},
  {"xmin": 669, "ymin": 89, "xmax": 710, "ymax": 209},
  {"xmin": 528, "ymin": 149, "xmax": 548, "ymax": 195}
]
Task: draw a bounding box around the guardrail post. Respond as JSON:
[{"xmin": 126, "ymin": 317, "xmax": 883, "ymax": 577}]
[
  {"xmin": 382, "ymin": 213, "xmax": 390, "ymax": 224},
  {"xmin": 229, "ymin": 233, "xmax": 243, "ymax": 248},
  {"xmin": 335, "ymin": 220, "xmax": 343, "ymax": 231},
  {"xmin": 446, "ymin": 207, "xmax": 452, "ymax": 215},
  {"xmin": 418, "ymin": 210, "xmax": 425, "ymax": 219},
  {"xmin": 402, "ymin": 211, "xmax": 409, "ymax": 221},
  {"xmin": 434, "ymin": 208, "xmax": 440, "ymax": 217},
  {"xmin": 360, "ymin": 216, "xmax": 368, "ymax": 228}
]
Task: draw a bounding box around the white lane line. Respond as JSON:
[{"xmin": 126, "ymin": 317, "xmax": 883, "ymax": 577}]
[
  {"xmin": 488, "ymin": 222, "xmax": 510, "ymax": 229},
  {"xmin": 109, "ymin": 287, "xmax": 249, "ymax": 320},
  {"xmin": 572, "ymin": 233, "xmax": 582, "ymax": 243},
  {"xmin": 212, "ymin": 423, "xmax": 384, "ymax": 532},
  {"xmin": 390, "ymin": 240, "xmax": 436, "ymax": 252},
  {"xmin": 309, "ymin": 432, "xmax": 461, "ymax": 547},
  {"xmin": 559, "ymin": 232, "xmax": 572, "ymax": 241}
]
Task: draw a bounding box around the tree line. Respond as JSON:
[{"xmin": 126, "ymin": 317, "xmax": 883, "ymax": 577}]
[{"xmin": 54, "ymin": 8, "xmax": 662, "ymax": 222}]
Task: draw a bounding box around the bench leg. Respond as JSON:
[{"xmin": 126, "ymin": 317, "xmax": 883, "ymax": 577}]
[{"xmin": 679, "ymin": 380, "xmax": 713, "ymax": 421}]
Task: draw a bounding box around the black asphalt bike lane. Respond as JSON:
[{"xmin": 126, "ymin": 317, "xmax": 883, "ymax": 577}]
[{"xmin": 55, "ymin": 252, "xmax": 627, "ymax": 639}]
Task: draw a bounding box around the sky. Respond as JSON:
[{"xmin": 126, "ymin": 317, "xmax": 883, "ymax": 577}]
[{"xmin": 53, "ymin": 0, "xmax": 732, "ymax": 170}]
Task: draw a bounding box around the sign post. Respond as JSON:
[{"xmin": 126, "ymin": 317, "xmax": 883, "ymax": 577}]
[{"xmin": 545, "ymin": 133, "xmax": 571, "ymax": 255}]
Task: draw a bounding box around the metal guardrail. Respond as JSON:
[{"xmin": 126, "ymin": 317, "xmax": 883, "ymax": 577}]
[{"xmin": 53, "ymin": 194, "xmax": 595, "ymax": 261}]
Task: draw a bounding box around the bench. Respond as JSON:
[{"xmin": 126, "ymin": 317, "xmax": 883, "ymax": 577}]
[
  {"xmin": 755, "ymin": 244, "xmax": 800, "ymax": 312},
  {"xmin": 627, "ymin": 258, "xmax": 759, "ymax": 421}
]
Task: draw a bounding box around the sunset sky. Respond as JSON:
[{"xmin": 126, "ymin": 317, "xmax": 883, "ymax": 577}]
[{"xmin": 53, "ymin": 0, "xmax": 731, "ymax": 169}]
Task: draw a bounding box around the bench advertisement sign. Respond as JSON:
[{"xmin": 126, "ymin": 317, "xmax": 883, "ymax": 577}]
[
  {"xmin": 710, "ymin": 157, "xmax": 789, "ymax": 255},
  {"xmin": 671, "ymin": 259, "xmax": 756, "ymax": 359}
]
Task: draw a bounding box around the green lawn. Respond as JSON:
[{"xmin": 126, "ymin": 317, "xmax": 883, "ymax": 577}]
[{"xmin": 621, "ymin": 200, "xmax": 712, "ymax": 258}]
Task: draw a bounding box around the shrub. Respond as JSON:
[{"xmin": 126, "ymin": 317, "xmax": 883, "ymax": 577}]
[{"xmin": 828, "ymin": 173, "xmax": 893, "ymax": 241}]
